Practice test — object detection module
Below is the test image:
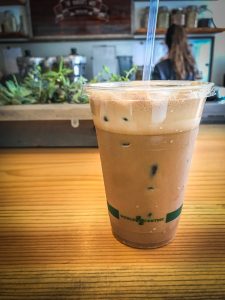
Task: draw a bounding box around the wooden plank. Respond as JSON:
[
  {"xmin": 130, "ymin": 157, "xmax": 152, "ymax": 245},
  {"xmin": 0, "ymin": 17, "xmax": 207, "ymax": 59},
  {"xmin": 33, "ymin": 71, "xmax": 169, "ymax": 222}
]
[
  {"xmin": 1, "ymin": 102, "xmax": 224, "ymax": 123},
  {"xmin": 32, "ymin": 33, "xmax": 133, "ymax": 41},
  {"xmin": 0, "ymin": 125, "xmax": 225, "ymax": 299},
  {"xmin": 135, "ymin": 27, "xmax": 225, "ymax": 35},
  {"xmin": 0, "ymin": 103, "xmax": 92, "ymax": 121}
]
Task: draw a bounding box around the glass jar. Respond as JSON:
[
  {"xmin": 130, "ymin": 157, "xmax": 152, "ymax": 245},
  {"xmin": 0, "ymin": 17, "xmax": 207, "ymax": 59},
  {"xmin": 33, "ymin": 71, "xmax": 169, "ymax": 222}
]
[
  {"xmin": 198, "ymin": 5, "xmax": 215, "ymax": 28},
  {"xmin": 186, "ymin": 6, "xmax": 198, "ymax": 28},
  {"xmin": 3, "ymin": 10, "xmax": 18, "ymax": 33},
  {"xmin": 198, "ymin": 5, "xmax": 213, "ymax": 20},
  {"xmin": 171, "ymin": 8, "xmax": 185, "ymax": 26},
  {"xmin": 157, "ymin": 6, "xmax": 170, "ymax": 29},
  {"xmin": 140, "ymin": 7, "xmax": 149, "ymax": 29}
]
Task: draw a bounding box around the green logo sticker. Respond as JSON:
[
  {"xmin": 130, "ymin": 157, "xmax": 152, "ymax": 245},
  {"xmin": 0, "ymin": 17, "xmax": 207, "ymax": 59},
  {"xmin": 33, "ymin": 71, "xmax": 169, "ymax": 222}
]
[
  {"xmin": 107, "ymin": 203, "xmax": 120, "ymax": 219},
  {"xmin": 107, "ymin": 202, "xmax": 183, "ymax": 225},
  {"xmin": 166, "ymin": 205, "xmax": 183, "ymax": 223}
]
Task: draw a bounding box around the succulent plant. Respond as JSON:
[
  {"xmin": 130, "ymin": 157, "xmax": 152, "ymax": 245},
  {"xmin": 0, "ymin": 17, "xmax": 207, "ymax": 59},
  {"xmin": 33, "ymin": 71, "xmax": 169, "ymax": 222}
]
[
  {"xmin": 0, "ymin": 76, "xmax": 37, "ymax": 105},
  {"xmin": 0, "ymin": 61, "xmax": 137, "ymax": 106},
  {"xmin": 91, "ymin": 65, "xmax": 137, "ymax": 83}
]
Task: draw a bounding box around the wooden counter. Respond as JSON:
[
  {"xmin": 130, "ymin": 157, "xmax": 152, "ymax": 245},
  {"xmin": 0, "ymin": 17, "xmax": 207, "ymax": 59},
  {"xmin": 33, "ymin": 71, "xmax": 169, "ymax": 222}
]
[{"xmin": 0, "ymin": 125, "xmax": 225, "ymax": 299}]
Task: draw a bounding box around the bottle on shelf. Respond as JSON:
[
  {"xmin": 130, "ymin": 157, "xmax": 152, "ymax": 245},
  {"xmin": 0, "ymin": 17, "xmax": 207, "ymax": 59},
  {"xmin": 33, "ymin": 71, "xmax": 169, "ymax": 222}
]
[
  {"xmin": 186, "ymin": 6, "xmax": 198, "ymax": 28},
  {"xmin": 157, "ymin": 6, "xmax": 170, "ymax": 29},
  {"xmin": 139, "ymin": 6, "xmax": 149, "ymax": 29},
  {"xmin": 2, "ymin": 10, "xmax": 18, "ymax": 33},
  {"xmin": 170, "ymin": 8, "xmax": 185, "ymax": 26},
  {"xmin": 198, "ymin": 5, "xmax": 215, "ymax": 28}
]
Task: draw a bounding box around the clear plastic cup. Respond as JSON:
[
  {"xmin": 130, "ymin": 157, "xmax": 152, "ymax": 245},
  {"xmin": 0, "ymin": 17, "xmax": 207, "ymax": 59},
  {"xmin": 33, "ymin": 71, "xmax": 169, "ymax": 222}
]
[{"xmin": 86, "ymin": 81, "xmax": 214, "ymax": 249}]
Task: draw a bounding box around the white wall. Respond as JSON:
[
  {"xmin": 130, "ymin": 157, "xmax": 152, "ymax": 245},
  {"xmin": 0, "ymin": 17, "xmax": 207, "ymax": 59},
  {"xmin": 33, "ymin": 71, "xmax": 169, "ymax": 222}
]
[{"xmin": 0, "ymin": 0, "xmax": 224, "ymax": 85}]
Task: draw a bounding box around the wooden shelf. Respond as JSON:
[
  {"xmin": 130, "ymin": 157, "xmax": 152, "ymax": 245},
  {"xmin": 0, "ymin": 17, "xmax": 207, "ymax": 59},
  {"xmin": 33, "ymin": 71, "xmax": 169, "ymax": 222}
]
[
  {"xmin": 32, "ymin": 34, "xmax": 133, "ymax": 42},
  {"xmin": 135, "ymin": 28, "xmax": 225, "ymax": 35},
  {"xmin": 0, "ymin": 0, "xmax": 25, "ymax": 5},
  {"xmin": 0, "ymin": 103, "xmax": 92, "ymax": 121},
  {"xmin": 186, "ymin": 28, "xmax": 225, "ymax": 34},
  {"xmin": 0, "ymin": 28, "xmax": 224, "ymax": 43}
]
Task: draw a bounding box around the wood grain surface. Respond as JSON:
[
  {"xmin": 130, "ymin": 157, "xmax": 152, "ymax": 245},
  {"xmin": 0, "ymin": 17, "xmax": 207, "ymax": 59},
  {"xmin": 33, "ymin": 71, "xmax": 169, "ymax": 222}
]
[
  {"xmin": 0, "ymin": 124, "xmax": 225, "ymax": 300},
  {"xmin": 0, "ymin": 104, "xmax": 92, "ymax": 121}
]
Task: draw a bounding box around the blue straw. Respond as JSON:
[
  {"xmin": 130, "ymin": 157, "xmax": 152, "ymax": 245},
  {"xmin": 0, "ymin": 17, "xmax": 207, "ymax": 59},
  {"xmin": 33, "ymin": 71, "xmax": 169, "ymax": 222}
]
[{"xmin": 142, "ymin": 0, "xmax": 159, "ymax": 81}]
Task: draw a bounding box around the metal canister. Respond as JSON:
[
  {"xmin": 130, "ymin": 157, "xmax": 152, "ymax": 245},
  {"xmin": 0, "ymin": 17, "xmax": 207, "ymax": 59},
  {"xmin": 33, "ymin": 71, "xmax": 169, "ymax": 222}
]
[
  {"xmin": 171, "ymin": 8, "xmax": 186, "ymax": 26},
  {"xmin": 17, "ymin": 50, "xmax": 45, "ymax": 78},
  {"xmin": 67, "ymin": 48, "xmax": 87, "ymax": 81}
]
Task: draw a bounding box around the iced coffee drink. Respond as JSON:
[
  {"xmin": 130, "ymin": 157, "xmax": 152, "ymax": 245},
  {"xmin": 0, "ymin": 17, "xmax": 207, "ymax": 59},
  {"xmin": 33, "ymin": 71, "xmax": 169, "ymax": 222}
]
[{"xmin": 87, "ymin": 81, "xmax": 213, "ymax": 248}]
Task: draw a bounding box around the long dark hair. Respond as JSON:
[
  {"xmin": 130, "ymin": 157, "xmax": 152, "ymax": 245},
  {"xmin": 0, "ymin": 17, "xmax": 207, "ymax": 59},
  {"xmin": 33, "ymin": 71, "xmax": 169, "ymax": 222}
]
[{"xmin": 166, "ymin": 24, "xmax": 196, "ymax": 80}]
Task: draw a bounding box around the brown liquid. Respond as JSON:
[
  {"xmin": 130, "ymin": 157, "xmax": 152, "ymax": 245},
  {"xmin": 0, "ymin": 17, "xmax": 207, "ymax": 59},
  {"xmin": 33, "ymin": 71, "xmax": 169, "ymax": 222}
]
[{"xmin": 96, "ymin": 127, "xmax": 198, "ymax": 248}]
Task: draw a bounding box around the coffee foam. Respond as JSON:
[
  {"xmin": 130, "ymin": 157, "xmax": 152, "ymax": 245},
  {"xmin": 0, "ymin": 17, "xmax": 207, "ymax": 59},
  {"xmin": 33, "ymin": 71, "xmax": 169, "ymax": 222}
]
[{"xmin": 87, "ymin": 81, "xmax": 213, "ymax": 135}]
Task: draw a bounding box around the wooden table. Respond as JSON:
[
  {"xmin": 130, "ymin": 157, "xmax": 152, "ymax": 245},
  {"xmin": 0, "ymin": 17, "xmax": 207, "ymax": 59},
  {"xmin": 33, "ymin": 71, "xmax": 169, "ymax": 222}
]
[{"xmin": 0, "ymin": 125, "xmax": 225, "ymax": 300}]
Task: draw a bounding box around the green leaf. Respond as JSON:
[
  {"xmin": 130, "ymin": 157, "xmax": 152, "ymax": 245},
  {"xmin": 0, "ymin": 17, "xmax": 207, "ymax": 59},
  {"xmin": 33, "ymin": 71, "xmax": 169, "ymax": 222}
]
[
  {"xmin": 103, "ymin": 65, "xmax": 111, "ymax": 74},
  {"xmin": 62, "ymin": 69, "xmax": 73, "ymax": 75},
  {"xmin": 3, "ymin": 89, "xmax": 14, "ymax": 98},
  {"xmin": 6, "ymin": 81, "xmax": 17, "ymax": 93},
  {"xmin": 43, "ymin": 71, "xmax": 58, "ymax": 78},
  {"xmin": 22, "ymin": 98, "xmax": 37, "ymax": 104},
  {"xmin": 0, "ymin": 92, "xmax": 10, "ymax": 104},
  {"xmin": 11, "ymin": 98, "xmax": 22, "ymax": 105},
  {"xmin": 12, "ymin": 75, "xmax": 19, "ymax": 87},
  {"xmin": 125, "ymin": 65, "xmax": 138, "ymax": 79},
  {"xmin": 59, "ymin": 58, "xmax": 64, "ymax": 73},
  {"xmin": 19, "ymin": 87, "xmax": 33, "ymax": 97}
]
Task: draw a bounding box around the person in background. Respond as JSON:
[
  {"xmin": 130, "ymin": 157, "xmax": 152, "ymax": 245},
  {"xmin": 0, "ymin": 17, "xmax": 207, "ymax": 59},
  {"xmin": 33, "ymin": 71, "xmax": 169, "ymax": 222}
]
[{"xmin": 152, "ymin": 24, "xmax": 197, "ymax": 80}]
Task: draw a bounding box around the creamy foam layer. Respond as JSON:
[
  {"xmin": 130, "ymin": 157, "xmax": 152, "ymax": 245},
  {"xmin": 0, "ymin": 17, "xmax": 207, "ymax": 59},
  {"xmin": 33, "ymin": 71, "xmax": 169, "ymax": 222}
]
[{"xmin": 87, "ymin": 81, "xmax": 213, "ymax": 135}]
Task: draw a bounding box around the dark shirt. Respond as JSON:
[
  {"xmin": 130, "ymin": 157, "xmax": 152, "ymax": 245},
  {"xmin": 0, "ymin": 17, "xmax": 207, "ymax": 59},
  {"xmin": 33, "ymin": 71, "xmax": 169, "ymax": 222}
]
[{"xmin": 152, "ymin": 59, "xmax": 195, "ymax": 80}]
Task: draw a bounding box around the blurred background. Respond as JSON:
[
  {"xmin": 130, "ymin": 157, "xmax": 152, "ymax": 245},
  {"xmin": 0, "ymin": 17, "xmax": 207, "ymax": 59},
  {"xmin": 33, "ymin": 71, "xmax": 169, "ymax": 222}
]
[
  {"xmin": 0, "ymin": 0, "xmax": 224, "ymax": 86},
  {"xmin": 0, "ymin": 0, "xmax": 225, "ymax": 146}
]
